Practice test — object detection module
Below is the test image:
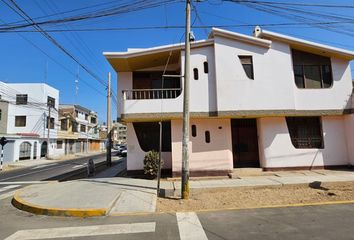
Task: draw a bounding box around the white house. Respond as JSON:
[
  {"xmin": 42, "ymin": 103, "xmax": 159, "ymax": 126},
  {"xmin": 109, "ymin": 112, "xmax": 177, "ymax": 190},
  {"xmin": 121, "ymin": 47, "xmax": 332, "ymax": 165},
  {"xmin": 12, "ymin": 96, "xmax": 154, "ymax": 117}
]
[
  {"xmin": 0, "ymin": 82, "xmax": 61, "ymax": 164},
  {"xmin": 104, "ymin": 27, "xmax": 354, "ymax": 177}
]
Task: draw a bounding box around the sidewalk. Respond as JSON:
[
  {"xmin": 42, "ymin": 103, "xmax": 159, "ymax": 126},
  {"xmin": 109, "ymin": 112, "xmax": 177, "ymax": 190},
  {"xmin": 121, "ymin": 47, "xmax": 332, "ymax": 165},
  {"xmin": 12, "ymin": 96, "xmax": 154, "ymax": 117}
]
[{"xmin": 11, "ymin": 169, "xmax": 354, "ymax": 217}]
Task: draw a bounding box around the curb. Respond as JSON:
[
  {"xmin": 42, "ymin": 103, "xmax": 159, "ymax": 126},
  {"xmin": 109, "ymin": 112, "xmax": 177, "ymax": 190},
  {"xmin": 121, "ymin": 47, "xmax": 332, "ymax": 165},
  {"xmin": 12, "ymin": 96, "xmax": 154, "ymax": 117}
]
[{"xmin": 11, "ymin": 190, "xmax": 107, "ymax": 217}]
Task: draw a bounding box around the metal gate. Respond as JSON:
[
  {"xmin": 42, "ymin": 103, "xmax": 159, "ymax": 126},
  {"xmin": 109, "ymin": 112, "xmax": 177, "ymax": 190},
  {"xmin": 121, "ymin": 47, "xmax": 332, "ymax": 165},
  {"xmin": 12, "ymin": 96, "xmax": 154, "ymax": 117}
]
[{"xmin": 19, "ymin": 142, "xmax": 31, "ymax": 160}]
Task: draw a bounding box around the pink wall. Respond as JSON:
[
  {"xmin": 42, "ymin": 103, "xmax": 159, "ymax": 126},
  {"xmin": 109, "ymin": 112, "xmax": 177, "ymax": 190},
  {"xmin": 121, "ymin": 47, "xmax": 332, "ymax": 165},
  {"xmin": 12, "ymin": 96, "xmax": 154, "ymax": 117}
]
[
  {"xmin": 258, "ymin": 116, "xmax": 349, "ymax": 168},
  {"xmin": 171, "ymin": 118, "xmax": 233, "ymax": 173}
]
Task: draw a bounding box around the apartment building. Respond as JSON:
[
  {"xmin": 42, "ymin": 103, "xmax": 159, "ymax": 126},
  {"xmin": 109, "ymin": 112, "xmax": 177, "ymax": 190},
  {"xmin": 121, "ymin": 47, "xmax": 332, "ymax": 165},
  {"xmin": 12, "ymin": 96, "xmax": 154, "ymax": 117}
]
[
  {"xmin": 113, "ymin": 122, "xmax": 127, "ymax": 144},
  {"xmin": 58, "ymin": 104, "xmax": 103, "ymax": 155},
  {"xmin": 104, "ymin": 27, "xmax": 354, "ymax": 177},
  {"xmin": 0, "ymin": 82, "xmax": 60, "ymax": 164}
]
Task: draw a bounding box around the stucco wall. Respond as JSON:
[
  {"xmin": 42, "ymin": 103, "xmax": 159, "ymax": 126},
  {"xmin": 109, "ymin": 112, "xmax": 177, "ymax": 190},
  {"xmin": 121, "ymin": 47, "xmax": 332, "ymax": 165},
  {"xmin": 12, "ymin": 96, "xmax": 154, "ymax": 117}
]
[
  {"xmin": 0, "ymin": 101, "xmax": 9, "ymax": 133},
  {"xmin": 258, "ymin": 116, "xmax": 349, "ymax": 168},
  {"xmin": 344, "ymin": 114, "xmax": 354, "ymax": 165},
  {"xmin": 171, "ymin": 118, "xmax": 233, "ymax": 173},
  {"xmin": 126, "ymin": 122, "xmax": 172, "ymax": 171}
]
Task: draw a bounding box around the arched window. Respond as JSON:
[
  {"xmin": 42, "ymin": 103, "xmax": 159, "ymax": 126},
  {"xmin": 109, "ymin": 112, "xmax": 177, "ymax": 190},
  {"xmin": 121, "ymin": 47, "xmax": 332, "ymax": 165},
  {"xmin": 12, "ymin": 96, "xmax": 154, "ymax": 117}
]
[{"xmin": 193, "ymin": 68, "xmax": 199, "ymax": 80}]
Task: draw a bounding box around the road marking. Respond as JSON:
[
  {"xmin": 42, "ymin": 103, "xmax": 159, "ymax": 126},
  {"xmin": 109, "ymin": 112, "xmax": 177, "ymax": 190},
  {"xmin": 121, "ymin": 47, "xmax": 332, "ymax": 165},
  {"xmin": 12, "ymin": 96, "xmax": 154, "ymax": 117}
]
[
  {"xmin": 176, "ymin": 212, "xmax": 208, "ymax": 240},
  {"xmin": 32, "ymin": 164, "xmax": 57, "ymax": 170},
  {"xmin": 72, "ymin": 164, "xmax": 84, "ymax": 169},
  {"xmin": 0, "ymin": 181, "xmax": 50, "ymax": 185},
  {"xmin": 4, "ymin": 222, "xmax": 156, "ymax": 240},
  {"xmin": 0, "ymin": 185, "xmax": 21, "ymax": 193},
  {"xmin": 0, "ymin": 165, "xmax": 66, "ymax": 182},
  {"xmin": 0, "ymin": 190, "xmax": 17, "ymax": 200}
]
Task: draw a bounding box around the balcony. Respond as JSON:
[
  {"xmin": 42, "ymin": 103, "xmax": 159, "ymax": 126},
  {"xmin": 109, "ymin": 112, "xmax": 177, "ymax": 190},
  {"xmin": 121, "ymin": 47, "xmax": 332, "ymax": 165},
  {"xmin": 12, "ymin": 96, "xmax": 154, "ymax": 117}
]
[{"xmin": 122, "ymin": 88, "xmax": 182, "ymax": 100}]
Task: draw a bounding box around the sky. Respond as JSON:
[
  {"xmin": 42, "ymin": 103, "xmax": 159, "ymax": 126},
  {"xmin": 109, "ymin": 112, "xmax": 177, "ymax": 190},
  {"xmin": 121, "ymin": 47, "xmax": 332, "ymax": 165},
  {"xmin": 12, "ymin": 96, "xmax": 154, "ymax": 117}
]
[{"xmin": 0, "ymin": 0, "xmax": 353, "ymax": 123}]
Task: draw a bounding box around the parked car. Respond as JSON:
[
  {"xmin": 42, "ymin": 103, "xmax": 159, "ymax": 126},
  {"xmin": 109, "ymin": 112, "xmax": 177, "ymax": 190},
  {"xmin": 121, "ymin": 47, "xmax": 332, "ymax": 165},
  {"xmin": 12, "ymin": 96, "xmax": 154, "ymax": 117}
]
[{"xmin": 116, "ymin": 145, "xmax": 127, "ymax": 157}]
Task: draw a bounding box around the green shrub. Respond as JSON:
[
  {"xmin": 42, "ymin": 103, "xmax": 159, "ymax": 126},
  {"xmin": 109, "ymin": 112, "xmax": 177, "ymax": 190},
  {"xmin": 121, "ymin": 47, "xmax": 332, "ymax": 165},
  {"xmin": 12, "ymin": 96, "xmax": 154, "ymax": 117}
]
[{"xmin": 143, "ymin": 150, "xmax": 163, "ymax": 176}]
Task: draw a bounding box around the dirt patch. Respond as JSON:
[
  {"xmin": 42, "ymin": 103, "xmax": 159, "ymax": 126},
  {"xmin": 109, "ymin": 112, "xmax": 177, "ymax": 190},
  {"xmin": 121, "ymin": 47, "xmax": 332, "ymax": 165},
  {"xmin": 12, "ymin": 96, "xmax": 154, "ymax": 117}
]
[{"xmin": 156, "ymin": 182, "xmax": 354, "ymax": 212}]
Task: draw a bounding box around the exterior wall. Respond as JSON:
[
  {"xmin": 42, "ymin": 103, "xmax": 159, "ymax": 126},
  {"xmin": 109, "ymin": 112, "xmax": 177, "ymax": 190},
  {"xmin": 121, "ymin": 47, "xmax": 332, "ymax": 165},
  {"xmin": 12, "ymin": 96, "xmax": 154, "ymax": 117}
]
[
  {"xmin": 126, "ymin": 122, "xmax": 172, "ymax": 171},
  {"xmin": 4, "ymin": 83, "xmax": 59, "ymax": 139},
  {"xmin": 258, "ymin": 116, "xmax": 349, "ymax": 169},
  {"xmin": 0, "ymin": 101, "xmax": 9, "ymax": 133},
  {"xmin": 344, "ymin": 114, "xmax": 354, "ymax": 165},
  {"xmin": 171, "ymin": 118, "xmax": 233, "ymax": 174},
  {"xmin": 214, "ymin": 36, "xmax": 353, "ymax": 113}
]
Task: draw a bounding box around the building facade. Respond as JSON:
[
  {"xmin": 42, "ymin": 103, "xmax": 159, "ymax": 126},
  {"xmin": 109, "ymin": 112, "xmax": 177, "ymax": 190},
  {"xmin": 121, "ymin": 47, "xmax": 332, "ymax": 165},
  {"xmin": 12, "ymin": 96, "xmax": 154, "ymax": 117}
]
[
  {"xmin": 104, "ymin": 27, "xmax": 354, "ymax": 176},
  {"xmin": 0, "ymin": 82, "xmax": 60, "ymax": 164},
  {"xmin": 58, "ymin": 104, "xmax": 103, "ymax": 155}
]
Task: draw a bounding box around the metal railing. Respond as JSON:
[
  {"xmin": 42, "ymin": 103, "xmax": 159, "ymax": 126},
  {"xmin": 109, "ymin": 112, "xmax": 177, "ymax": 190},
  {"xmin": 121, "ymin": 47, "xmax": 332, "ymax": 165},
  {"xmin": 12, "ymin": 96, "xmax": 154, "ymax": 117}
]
[{"xmin": 122, "ymin": 88, "xmax": 182, "ymax": 100}]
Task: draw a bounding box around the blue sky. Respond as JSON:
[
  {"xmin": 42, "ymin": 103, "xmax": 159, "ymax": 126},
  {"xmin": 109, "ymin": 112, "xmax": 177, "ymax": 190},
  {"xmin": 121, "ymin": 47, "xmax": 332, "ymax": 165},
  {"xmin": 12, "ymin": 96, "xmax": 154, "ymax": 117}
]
[{"xmin": 0, "ymin": 0, "xmax": 353, "ymax": 123}]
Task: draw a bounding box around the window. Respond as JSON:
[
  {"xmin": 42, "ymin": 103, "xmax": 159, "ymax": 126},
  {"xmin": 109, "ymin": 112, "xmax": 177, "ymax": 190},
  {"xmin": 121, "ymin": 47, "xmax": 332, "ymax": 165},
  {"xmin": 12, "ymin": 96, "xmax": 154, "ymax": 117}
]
[
  {"xmin": 72, "ymin": 122, "xmax": 78, "ymax": 132},
  {"xmin": 191, "ymin": 125, "xmax": 197, "ymax": 137},
  {"xmin": 292, "ymin": 49, "xmax": 333, "ymax": 89},
  {"xmin": 57, "ymin": 140, "xmax": 63, "ymax": 149},
  {"xmin": 238, "ymin": 56, "xmax": 254, "ymax": 79},
  {"xmin": 203, "ymin": 61, "xmax": 209, "ymax": 74},
  {"xmin": 16, "ymin": 94, "xmax": 28, "ymax": 105},
  {"xmin": 205, "ymin": 131, "xmax": 210, "ymax": 143},
  {"xmin": 193, "ymin": 68, "xmax": 199, "ymax": 80},
  {"xmin": 91, "ymin": 117, "xmax": 97, "ymax": 124},
  {"xmin": 46, "ymin": 117, "xmax": 55, "ymax": 129},
  {"xmin": 85, "ymin": 114, "xmax": 88, "ymax": 120},
  {"xmin": 15, "ymin": 116, "xmax": 26, "ymax": 127},
  {"xmin": 61, "ymin": 119, "xmax": 68, "ymax": 131},
  {"xmin": 80, "ymin": 125, "xmax": 86, "ymax": 132},
  {"xmin": 0, "ymin": 109, "xmax": 2, "ymax": 121},
  {"xmin": 286, "ymin": 117, "xmax": 324, "ymax": 149},
  {"xmin": 47, "ymin": 96, "xmax": 55, "ymax": 108},
  {"xmin": 133, "ymin": 121, "xmax": 171, "ymax": 152}
]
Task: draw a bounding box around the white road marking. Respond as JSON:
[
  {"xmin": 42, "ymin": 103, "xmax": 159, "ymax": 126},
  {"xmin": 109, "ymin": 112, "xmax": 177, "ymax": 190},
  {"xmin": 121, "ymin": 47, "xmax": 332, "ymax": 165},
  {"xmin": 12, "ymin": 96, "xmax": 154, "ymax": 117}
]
[
  {"xmin": 32, "ymin": 164, "xmax": 56, "ymax": 170},
  {"xmin": 4, "ymin": 222, "xmax": 156, "ymax": 240},
  {"xmin": 0, "ymin": 165, "xmax": 66, "ymax": 182},
  {"xmin": 177, "ymin": 212, "xmax": 208, "ymax": 240},
  {"xmin": 0, "ymin": 185, "xmax": 21, "ymax": 193},
  {"xmin": 0, "ymin": 181, "xmax": 50, "ymax": 185},
  {"xmin": 0, "ymin": 190, "xmax": 17, "ymax": 200},
  {"xmin": 72, "ymin": 165, "xmax": 84, "ymax": 169}
]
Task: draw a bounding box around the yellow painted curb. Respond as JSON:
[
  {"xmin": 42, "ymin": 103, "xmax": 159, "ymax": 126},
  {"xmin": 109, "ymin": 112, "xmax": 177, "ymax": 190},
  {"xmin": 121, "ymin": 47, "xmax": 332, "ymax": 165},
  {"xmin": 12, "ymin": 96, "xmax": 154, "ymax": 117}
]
[{"xmin": 12, "ymin": 190, "xmax": 107, "ymax": 218}]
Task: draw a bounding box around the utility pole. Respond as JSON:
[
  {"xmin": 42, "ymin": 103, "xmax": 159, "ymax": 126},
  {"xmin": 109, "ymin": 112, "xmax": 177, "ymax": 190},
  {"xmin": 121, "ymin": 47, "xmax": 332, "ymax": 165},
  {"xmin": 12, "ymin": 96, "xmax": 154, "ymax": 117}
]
[
  {"xmin": 181, "ymin": 0, "xmax": 191, "ymax": 199},
  {"xmin": 47, "ymin": 106, "xmax": 51, "ymax": 158},
  {"xmin": 106, "ymin": 72, "xmax": 112, "ymax": 167}
]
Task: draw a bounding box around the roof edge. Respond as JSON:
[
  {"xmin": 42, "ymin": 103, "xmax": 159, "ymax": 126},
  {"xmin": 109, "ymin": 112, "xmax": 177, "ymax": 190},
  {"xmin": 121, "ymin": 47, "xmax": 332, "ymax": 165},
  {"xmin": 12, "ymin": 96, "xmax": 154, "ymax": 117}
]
[
  {"xmin": 256, "ymin": 26, "xmax": 354, "ymax": 59},
  {"xmin": 209, "ymin": 27, "xmax": 272, "ymax": 48}
]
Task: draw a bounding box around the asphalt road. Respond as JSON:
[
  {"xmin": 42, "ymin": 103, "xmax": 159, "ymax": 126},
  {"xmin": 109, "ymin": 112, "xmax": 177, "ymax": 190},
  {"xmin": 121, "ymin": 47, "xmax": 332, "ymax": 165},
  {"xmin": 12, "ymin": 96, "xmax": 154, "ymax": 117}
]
[
  {"xmin": 1, "ymin": 196, "xmax": 354, "ymax": 240},
  {"xmin": 0, "ymin": 153, "xmax": 108, "ymax": 183}
]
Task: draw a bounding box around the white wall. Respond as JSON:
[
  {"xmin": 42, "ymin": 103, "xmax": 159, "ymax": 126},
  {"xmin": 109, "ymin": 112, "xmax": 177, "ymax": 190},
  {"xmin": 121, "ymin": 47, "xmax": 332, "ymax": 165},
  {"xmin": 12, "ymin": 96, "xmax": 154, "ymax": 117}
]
[
  {"xmin": 3, "ymin": 83, "xmax": 59, "ymax": 139},
  {"xmin": 344, "ymin": 115, "xmax": 354, "ymax": 165},
  {"xmin": 126, "ymin": 122, "xmax": 172, "ymax": 171},
  {"xmin": 171, "ymin": 118, "xmax": 233, "ymax": 174},
  {"xmin": 214, "ymin": 36, "xmax": 353, "ymax": 112},
  {"xmin": 258, "ymin": 116, "xmax": 349, "ymax": 168}
]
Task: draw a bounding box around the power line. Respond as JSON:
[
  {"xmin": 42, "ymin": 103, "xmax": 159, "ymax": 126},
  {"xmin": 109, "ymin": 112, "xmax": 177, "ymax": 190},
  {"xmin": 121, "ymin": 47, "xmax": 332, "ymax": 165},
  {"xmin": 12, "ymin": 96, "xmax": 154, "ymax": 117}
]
[
  {"xmin": 224, "ymin": 1, "xmax": 354, "ymax": 9},
  {"xmin": 1, "ymin": 20, "xmax": 354, "ymax": 33},
  {"xmin": 1, "ymin": 0, "xmax": 108, "ymax": 90}
]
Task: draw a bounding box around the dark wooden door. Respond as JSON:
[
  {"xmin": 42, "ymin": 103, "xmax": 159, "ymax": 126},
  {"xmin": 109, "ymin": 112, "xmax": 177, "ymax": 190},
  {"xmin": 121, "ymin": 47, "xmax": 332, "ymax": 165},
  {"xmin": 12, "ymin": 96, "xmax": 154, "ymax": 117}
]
[{"xmin": 231, "ymin": 119, "xmax": 260, "ymax": 168}]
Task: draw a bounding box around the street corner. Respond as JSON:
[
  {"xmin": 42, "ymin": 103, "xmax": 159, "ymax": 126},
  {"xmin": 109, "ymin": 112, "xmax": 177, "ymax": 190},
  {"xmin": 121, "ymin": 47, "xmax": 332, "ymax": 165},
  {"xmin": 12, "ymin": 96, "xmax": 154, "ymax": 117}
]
[{"xmin": 10, "ymin": 182, "xmax": 108, "ymax": 217}]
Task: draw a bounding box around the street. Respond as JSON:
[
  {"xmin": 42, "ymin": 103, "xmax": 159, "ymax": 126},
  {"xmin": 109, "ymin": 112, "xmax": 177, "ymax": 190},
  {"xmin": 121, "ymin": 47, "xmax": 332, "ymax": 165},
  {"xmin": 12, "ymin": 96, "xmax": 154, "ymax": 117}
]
[
  {"xmin": 1, "ymin": 190, "xmax": 354, "ymax": 240},
  {"xmin": 0, "ymin": 153, "xmax": 113, "ymax": 198}
]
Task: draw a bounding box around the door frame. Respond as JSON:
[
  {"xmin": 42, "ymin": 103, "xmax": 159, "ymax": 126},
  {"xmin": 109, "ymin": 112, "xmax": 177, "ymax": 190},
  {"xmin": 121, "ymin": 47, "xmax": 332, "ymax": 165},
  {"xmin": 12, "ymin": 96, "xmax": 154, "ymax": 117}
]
[{"xmin": 231, "ymin": 118, "xmax": 260, "ymax": 168}]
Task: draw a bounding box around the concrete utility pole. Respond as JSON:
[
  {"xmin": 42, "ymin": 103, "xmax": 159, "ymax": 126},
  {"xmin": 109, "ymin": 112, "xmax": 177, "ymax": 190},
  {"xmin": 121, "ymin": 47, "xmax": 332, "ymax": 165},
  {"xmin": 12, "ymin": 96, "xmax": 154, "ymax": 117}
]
[
  {"xmin": 181, "ymin": 0, "xmax": 191, "ymax": 199},
  {"xmin": 106, "ymin": 72, "xmax": 112, "ymax": 167},
  {"xmin": 47, "ymin": 106, "xmax": 51, "ymax": 158}
]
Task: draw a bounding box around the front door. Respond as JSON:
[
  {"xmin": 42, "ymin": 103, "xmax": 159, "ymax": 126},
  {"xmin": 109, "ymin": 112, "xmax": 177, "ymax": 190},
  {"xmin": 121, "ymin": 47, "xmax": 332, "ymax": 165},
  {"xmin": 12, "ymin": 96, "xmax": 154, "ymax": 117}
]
[{"xmin": 231, "ymin": 119, "xmax": 260, "ymax": 168}]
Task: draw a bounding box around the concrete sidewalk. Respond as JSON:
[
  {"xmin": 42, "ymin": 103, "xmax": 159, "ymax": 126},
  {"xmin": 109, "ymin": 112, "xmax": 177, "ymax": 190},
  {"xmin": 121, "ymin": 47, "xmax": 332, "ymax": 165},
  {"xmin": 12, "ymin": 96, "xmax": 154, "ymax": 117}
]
[{"xmin": 11, "ymin": 169, "xmax": 354, "ymax": 217}]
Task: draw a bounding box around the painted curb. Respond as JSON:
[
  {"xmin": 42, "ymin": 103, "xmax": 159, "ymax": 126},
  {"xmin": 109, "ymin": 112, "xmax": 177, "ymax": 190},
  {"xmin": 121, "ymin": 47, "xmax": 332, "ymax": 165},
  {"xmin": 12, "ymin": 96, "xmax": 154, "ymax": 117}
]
[{"xmin": 11, "ymin": 190, "xmax": 107, "ymax": 217}]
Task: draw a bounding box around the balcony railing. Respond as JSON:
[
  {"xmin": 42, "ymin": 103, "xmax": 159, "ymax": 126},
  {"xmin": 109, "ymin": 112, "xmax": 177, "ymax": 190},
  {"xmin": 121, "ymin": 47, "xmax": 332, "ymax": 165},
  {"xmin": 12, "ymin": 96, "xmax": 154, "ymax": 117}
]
[{"xmin": 122, "ymin": 88, "xmax": 182, "ymax": 100}]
